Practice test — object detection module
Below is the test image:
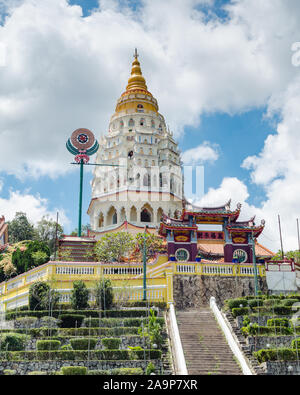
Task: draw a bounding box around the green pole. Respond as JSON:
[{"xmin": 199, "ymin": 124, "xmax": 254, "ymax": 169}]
[
  {"xmin": 143, "ymin": 232, "xmax": 147, "ymax": 301},
  {"xmin": 78, "ymin": 159, "xmax": 84, "ymax": 237},
  {"xmin": 251, "ymin": 232, "xmax": 259, "ymax": 296}
]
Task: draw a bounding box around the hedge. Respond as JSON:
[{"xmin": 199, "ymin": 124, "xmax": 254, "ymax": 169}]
[
  {"xmin": 231, "ymin": 307, "xmax": 250, "ymax": 318},
  {"xmin": 36, "ymin": 340, "xmax": 61, "ymax": 351},
  {"xmin": 61, "ymin": 366, "xmax": 87, "ymax": 375},
  {"xmin": 227, "ymin": 298, "xmax": 248, "ymax": 310},
  {"xmin": 70, "ymin": 338, "xmax": 97, "ymax": 350},
  {"xmin": 0, "ymin": 333, "xmax": 28, "ymax": 351},
  {"xmin": 101, "ymin": 338, "xmax": 121, "ymax": 350},
  {"xmin": 291, "ymin": 339, "xmax": 300, "ymax": 349},
  {"xmin": 248, "ymin": 299, "xmax": 264, "ymax": 309},
  {"xmin": 83, "ymin": 317, "xmax": 164, "ymax": 328},
  {"xmin": 58, "ymin": 314, "xmax": 85, "ymax": 328},
  {"xmin": 5, "ymin": 309, "xmax": 153, "ymax": 320},
  {"xmin": 0, "ymin": 349, "xmax": 162, "ymax": 361},
  {"xmin": 267, "ymin": 318, "xmax": 289, "ymax": 328},
  {"xmin": 242, "ymin": 325, "xmax": 293, "ymax": 336},
  {"xmin": 254, "ymin": 348, "xmax": 299, "ymax": 363}
]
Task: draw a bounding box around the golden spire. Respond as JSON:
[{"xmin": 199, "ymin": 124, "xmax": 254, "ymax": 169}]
[{"xmin": 125, "ymin": 48, "xmax": 148, "ymax": 92}]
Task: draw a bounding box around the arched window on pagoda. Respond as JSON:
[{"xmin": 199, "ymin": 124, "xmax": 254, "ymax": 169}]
[
  {"xmin": 120, "ymin": 120, "xmax": 124, "ymax": 129},
  {"xmin": 128, "ymin": 119, "xmax": 135, "ymax": 127},
  {"xmin": 143, "ymin": 173, "xmax": 151, "ymax": 186},
  {"xmin": 141, "ymin": 208, "xmax": 151, "ymax": 223},
  {"xmin": 151, "ymin": 120, "xmax": 155, "ymax": 128},
  {"xmin": 140, "ymin": 118, "xmax": 145, "ymax": 126}
]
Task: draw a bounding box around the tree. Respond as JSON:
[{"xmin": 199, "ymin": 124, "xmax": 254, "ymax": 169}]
[
  {"xmin": 70, "ymin": 224, "xmax": 90, "ymax": 237},
  {"xmin": 94, "ymin": 232, "xmax": 135, "ymax": 262},
  {"xmin": 8, "ymin": 212, "xmax": 34, "ymax": 243},
  {"xmin": 93, "ymin": 279, "xmax": 114, "ymax": 310},
  {"xmin": 33, "ymin": 216, "xmax": 63, "ymax": 255},
  {"xmin": 12, "ymin": 240, "xmax": 50, "ymax": 274},
  {"xmin": 71, "ymin": 280, "xmax": 89, "ymax": 309},
  {"xmin": 29, "ymin": 281, "xmax": 59, "ymax": 311},
  {"xmin": 271, "ymin": 250, "xmax": 300, "ymax": 263},
  {"xmin": 135, "ymin": 233, "xmax": 164, "ymax": 262}
]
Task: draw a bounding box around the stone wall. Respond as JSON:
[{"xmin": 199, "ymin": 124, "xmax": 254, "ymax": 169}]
[
  {"xmin": 173, "ymin": 275, "xmax": 267, "ymax": 309},
  {"xmin": 0, "ymin": 359, "xmax": 162, "ymax": 375},
  {"xmin": 247, "ymin": 335, "xmax": 294, "ymax": 353},
  {"xmin": 261, "ymin": 361, "xmax": 300, "ymax": 375}
]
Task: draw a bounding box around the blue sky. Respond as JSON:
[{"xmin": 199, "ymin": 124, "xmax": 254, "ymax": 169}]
[{"xmin": 1, "ymin": 0, "xmax": 300, "ymax": 251}]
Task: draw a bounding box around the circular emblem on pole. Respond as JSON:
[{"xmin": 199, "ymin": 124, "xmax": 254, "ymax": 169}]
[{"xmin": 71, "ymin": 128, "xmax": 95, "ymax": 151}]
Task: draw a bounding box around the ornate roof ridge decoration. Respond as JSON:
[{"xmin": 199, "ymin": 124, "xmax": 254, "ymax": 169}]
[
  {"xmin": 227, "ymin": 219, "xmax": 265, "ymax": 238},
  {"xmin": 197, "ymin": 246, "xmax": 224, "ymax": 260}
]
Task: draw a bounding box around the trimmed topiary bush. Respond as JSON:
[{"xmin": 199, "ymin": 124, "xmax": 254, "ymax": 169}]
[
  {"xmin": 101, "ymin": 338, "xmax": 121, "ymax": 350},
  {"xmin": 28, "ymin": 371, "xmax": 47, "ymax": 375},
  {"xmin": 36, "ymin": 340, "xmax": 61, "ymax": 351},
  {"xmin": 227, "ymin": 298, "xmax": 248, "ymax": 309},
  {"xmin": 70, "ymin": 338, "xmax": 97, "ymax": 350},
  {"xmin": 231, "ymin": 307, "xmax": 250, "ymax": 318},
  {"xmin": 58, "ymin": 314, "xmax": 85, "ymax": 328},
  {"xmin": 61, "ymin": 366, "xmax": 87, "ymax": 375},
  {"xmin": 254, "ymin": 348, "xmax": 298, "ymax": 363}
]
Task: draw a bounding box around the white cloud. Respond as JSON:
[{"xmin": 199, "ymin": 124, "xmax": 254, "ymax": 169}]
[
  {"xmin": 182, "ymin": 141, "xmax": 219, "ymax": 164},
  {"xmin": 0, "ymin": 0, "xmax": 299, "ymax": 178},
  {"xmin": 0, "ymin": 189, "xmax": 69, "ymax": 227}
]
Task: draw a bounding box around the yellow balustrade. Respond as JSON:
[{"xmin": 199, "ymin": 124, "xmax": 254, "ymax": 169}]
[{"xmin": 0, "ymin": 256, "xmax": 266, "ymax": 312}]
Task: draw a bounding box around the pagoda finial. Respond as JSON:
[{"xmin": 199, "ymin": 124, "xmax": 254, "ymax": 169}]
[{"xmin": 126, "ymin": 49, "xmax": 147, "ymax": 92}]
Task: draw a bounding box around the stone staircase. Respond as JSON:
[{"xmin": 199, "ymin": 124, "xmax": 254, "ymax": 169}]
[{"xmin": 176, "ymin": 308, "xmax": 242, "ymax": 375}]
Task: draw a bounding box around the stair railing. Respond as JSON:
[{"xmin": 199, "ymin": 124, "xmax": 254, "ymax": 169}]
[
  {"xmin": 210, "ymin": 296, "xmax": 253, "ymax": 375},
  {"xmin": 168, "ymin": 302, "xmax": 188, "ymax": 375}
]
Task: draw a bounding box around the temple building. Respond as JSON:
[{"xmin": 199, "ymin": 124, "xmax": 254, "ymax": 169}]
[
  {"xmin": 88, "ymin": 50, "xmax": 183, "ymax": 236},
  {"xmin": 159, "ymin": 199, "xmax": 272, "ymax": 264}
]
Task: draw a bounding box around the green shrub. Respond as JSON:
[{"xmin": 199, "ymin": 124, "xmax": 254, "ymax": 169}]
[
  {"xmin": 242, "ymin": 325, "xmax": 292, "ymax": 336},
  {"xmin": 0, "ymin": 333, "xmax": 28, "ymax": 351},
  {"xmin": 3, "ymin": 369, "xmax": 16, "ymax": 375},
  {"xmin": 146, "ymin": 362, "xmax": 156, "ymax": 375},
  {"xmin": 58, "ymin": 327, "xmax": 139, "ymax": 337},
  {"xmin": 61, "ymin": 366, "xmax": 87, "ymax": 375},
  {"xmin": 281, "ymin": 299, "xmax": 299, "ymax": 307},
  {"xmin": 60, "ymin": 344, "xmax": 73, "ymax": 350},
  {"xmin": 101, "ymin": 338, "xmax": 121, "ymax": 350},
  {"xmin": 231, "ymin": 307, "xmax": 250, "ymax": 318},
  {"xmin": 291, "ymin": 338, "xmax": 300, "ymax": 349},
  {"xmin": 36, "ymin": 340, "xmax": 61, "ymax": 351},
  {"xmin": 248, "ymin": 299, "xmax": 264, "ymax": 309},
  {"xmin": 70, "ymin": 281, "xmax": 89, "ymax": 310},
  {"xmin": 227, "ymin": 298, "xmax": 248, "ymax": 309},
  {"xmin": 40, "ymin": 316, "xmax": 58, "ymax": 326},
  {"xmin": 273, "ymin": 306, "xmax": 293, "ymax": 315},
  {"xmin": 88, "ymin": 370, "xmax": 111, "ymax": 375},
  {"xmin": 111, "ymin": 368, "xmax": 143, "ymax": 375},
  {"xmin": 254, "ymin": 348, "xmax": 298, "ymax": 363},
  {"xmin": 58, "ymin": 314, "xmax": 85, "ymax": 328},
  {"xmin": 94, "ymin": 279, "xmax": 114, "ymax": 310},
  {"xmin": 267, "ymin": 318, "xmax": 289, "ymax": 327},
  {"xmin": 70, "ymin": 338, "xmax": 97, "ymax": 350}
]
